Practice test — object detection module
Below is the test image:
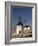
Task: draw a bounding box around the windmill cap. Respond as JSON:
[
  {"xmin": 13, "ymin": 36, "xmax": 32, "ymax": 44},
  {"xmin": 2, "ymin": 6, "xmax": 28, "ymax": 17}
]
[
  {"xmin": 17, "ymin": 21, "xmax": 23, "ymax": 26},
  {"xmin": 24, "ymin": 24, "xmax": 30, "ymax": 27}
]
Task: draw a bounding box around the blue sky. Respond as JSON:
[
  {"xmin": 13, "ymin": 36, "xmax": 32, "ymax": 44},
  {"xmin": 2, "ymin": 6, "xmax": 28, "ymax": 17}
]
[{"xmin": 11, "ymin": 6, "xmax": 32, "ymax": 29}]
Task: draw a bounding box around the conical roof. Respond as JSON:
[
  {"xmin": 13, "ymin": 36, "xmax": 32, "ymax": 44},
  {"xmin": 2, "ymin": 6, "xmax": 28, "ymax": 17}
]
[
  {"xmin": 24, "ymin": 24, "xmax": 30, "ymax": 28},
  {"xmin": 17, "ymin": 21, "xmax": 23, "ymax": 26}
]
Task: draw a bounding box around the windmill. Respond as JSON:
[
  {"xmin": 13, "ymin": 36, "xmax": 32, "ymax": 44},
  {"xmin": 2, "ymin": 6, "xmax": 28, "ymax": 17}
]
[
  {"xmin": 16, "ymin": 15, "xmax": 23, "ymax": 35},
  {"xmin": 23, "ymin": 18, "xmax": 31, "ymax": 33}
]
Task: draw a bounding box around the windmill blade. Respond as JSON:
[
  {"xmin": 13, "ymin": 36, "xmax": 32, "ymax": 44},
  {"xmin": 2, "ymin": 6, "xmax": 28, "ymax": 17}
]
[
  {"xmin": 23, "ymin": 18, "xmax": 29, "ymax": 23},
  {"xmin": 17, "ymin": 15, "xmax": 21, "ymax": 21}
]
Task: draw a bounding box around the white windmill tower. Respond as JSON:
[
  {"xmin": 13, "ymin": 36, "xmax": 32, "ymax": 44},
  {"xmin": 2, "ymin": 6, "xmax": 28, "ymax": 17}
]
[
  {"xmin": 16, "ymin": 16, "xmax": 23, "ymax": 36},
  {"xmin": 23, "ymin": 19, "xmax": 31, "ymax": 37}
]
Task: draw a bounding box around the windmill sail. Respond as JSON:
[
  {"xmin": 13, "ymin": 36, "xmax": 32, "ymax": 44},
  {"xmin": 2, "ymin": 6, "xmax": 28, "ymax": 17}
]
[{"xmin": 17, "ymin": 15, "xmax": 21, "ymax": 22}]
